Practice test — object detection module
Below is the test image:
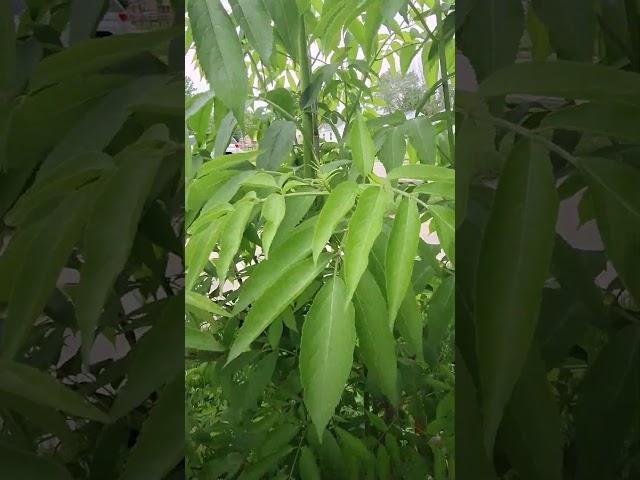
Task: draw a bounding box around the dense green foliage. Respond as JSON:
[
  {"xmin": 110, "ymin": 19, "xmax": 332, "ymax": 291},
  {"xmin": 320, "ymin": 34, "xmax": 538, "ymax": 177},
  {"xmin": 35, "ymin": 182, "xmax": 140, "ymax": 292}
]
[
  {"xmin": 458, "ymin": 1, "xmax": 640, "ymax": 478},
  {"xmin": 185, "ymin": 0, "xmax": 455, "ymax": 478},
  {"xmin": 0, "ymin": 1, "xmax": 183, "ymax": 478}
]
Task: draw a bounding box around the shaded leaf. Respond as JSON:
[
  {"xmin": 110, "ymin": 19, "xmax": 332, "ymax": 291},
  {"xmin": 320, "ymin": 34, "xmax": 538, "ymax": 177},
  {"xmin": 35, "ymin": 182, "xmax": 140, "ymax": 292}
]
[
  {"xmin": 500, "ymin": 349, "xmax": 563, "ymax": 480},
  {"xmin": 119, "ymin": 378, "xmax": 183, "ymax": 480},
  {"xmin": 480, "ymin": 61, "xmax": 640, "ymax": 106},
  {"xmin": 30, "ymin": 28, "xmax": 178, "ymax": 89},
  {"xmin": 475, "ymin": 139, "xmax": 558, "ymax": 453},
  {"xmin": 0, "ymin": 443, "xmax": 73, "ymax": 480},
  {"xmin": 0, "ymin": 358, "xmax": 109, "ymax": 422},
  {"xmin": 458, "ymin": 0, "xmax": 524, "ymax": 80},
  {"xmin": 3, "ymin": 189, "xmax": 89, "ymax": 358},
  {"xmin": 575, "ymin": 326, "xmax": 640, "ymax": 480},
  {"xmin": 111, "ymin": 298, "xmax": 183, "ymax": 419},
  {"xmin": 75, "ymin": 141, "xmax": 163, "ymax": 362},
  {"xmin": 578, "ymin": 157, "xmax": 640, "ymax": 303}
]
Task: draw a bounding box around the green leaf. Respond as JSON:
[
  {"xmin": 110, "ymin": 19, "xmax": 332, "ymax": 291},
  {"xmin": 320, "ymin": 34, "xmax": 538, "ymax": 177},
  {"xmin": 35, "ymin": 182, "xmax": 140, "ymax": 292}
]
[
  {"xmin": 2, "ymin": 189, "xmax": 89, "ymax": 358},
  {"xmin": 0, "ymin": 443, "xmax": 73, "ymax": 480},
  {"xmin": 348, "ymin": 112, "xmax": 376, "ymax": 177},
  {"xmin": 396, "ymin": 286, "xmax": 424, "ymax": 360},
  {"xmin": 110, "ymin": 298, "xmax": 184, "ymax": 419},
  {"xmin": 428, "ymin": 205, "xmax": 455, "ymax": 264},
  {"xmin": 343, "ymin": 186, "xmax": 390, "ymax": 302},
  {"xmin": 39, "ymin": 76, "xmax": 169, "ymax": 175},
  {"xmin": 353, "ymin": 271, "xmax": 399, "ymax": 405},
  {"xmin": 186, "ymin": 326, "xmax": 226, "ymax": 352},
  {"xmin": 301, "ymin": 63, "xmax": 339, "ymax": 109},
  {"xmin": 185, "ymin": 90, "xmax": 216, "ymax": 119},
  {"xmin": 186, "ymin": 291, "xmax": 231, "ymax": 317},
  {"xmin": 500, "ymin": 349, "xmax": 563, "ymax": 480},
  {"xmin": 227, "ymin": 254, "xmax": 331, "ymax": 363},
  {"xmin": 574, "ymin": 326, "xmax": 640, "ymax": 480},
  {"xmin": 475, "ymin": 139, "xmax": 558, "ymax": 454},
  {"xmin": 265, "ymin": 0, "xmax": 301, "ymax": 63},
  {"xmin": 335, "ymin": 426, "xmax": 375, "ymax": 463},
  {"xmin": 189, "ymin": 0, "xmax": 247, "ymax": 121},
  {"xmin": 456, "ymin": 107, "xmax": 495, "ymax": 226},
  {"xmin": 0, "ymin": 358, "xmax": 109, "ymax": 422},
  {"xmin": 414, "ymin": 182, "xmax": 455, "ymax": 199},
  {"xmin": 68, "ymin": 0, "xmax": 108, "ymax": 44},
  {"xmin": 456, "ymin": 351, "xmax": 498, "ymax": 480},
  {"xmin": 238, "ymin": 446, "xmax": 294, "ymax": 480},
  {"xmin": 261, "ymin": 193, "xmax": 286, "ymax": 258},
  {"xmin": 233, "ymin": 218, "xmax": 317, "ymax": 313},
  {"xmin": 299, "ymin": 447, "xmax": 322, "ymax": 480},
  {"xmin": 5, "ymin": 75, "xmax": 126, "ymax": 172},
  {"xmin": 378, "ymin": 126, "xmax": 406, "ymax": 172},
  {"xmin": 300, "ymin": 277, "xmax": 356, "ymax": 440},
  {"xmin": 479, "ymin": 61, "xmax": 640, "ymax": 106},
  {"xmin": 0, "ymin": 0, "xmax": 16, "ymax": 96},
  {"xmin": 536, "ymin": 289, "xmax": 589, "ymax": 367},
  {"xmin": 186, "ymin": 218, "xmax": 226, "ymax": 291},
  {"xmin": 387, "ymin": 164, "xmax": 454, "ymax": 183},
  {"xmin": 532, "ymin": 0, "xmax": 593, "ymax": 61},
  {"xmin": 213, "ymin": 111, "xmax": 237, "ymax": 157},
  {"xmin": 312, "ymin": 180, "xmax": 359, "ymax": 263},
  {"xmin": 231, "ymin": 0, "xmax": 274, "ymax": 66},
  {"xmin": 424, "ymin": 275, "xmax": 455, "ymax": 364},
  {"xmin": 5, "ymin": 150, "xmax": 114, "ymax": 227},
  {"xmin": 404, "ymin": 117, "xmax": 436, "ymax": 164},
  {"xmin": 526, "ymin": 5, "xmax": 551, "ymax": 61},
  {"xmin": 30, "ymin": 28, "xmax": 178, "ymax": 89},
  {"xmin": 119, "ymin": 378, "xmax": 183, "ymax": 480},
  {"xmin": 265, "ymin": 87, "xmax": 297, "ymax": 117},
  {"xmin": 197, "ymin": 171, "xmax": 255, "ymax": 215},
  {"xmin": 256, "ymin": 120, "xmax": 297, "ymax": 170},
  {"xmin": 217, "ymin": 194, "xmax": 256, "ymax": 283},
  {"xmin": 458, "ymin": 0, "xmax": 524, "ymax": 80},
  {"xmin": 270, "ymin": 193, "xmax": 316, "ymax": 249},
  {"xmin": 363, "ymin": 2, "xmax": 383, "ymax": 60},
  {"xmin": 386, "ymin": 197, "xmax": 420, "ymax": 327},
  {"xmin": 578, "ymin": 158, "xmax": 640, "ymax": 304},
  {"xmin": 75, "ymin": 141, "xmax": 163, "ymax": 363},
  {"xmin": 381, "ymin": 0, "xmax": 406, "ymax": 22},
  {"xmin": 542, "ymin": 103, "xmax": 640, "ymax": 143}
]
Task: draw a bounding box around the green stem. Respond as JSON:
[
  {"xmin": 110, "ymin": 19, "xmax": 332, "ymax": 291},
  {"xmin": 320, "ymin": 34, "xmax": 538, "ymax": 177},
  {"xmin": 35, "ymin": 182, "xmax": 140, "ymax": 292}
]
[
  {"xmin": 433, "ymin": 0, "xmax": 455, "ymax": 161},
  {"xmin": 298, "ymin": 16, "xmax": 316, "ymax": 178},
  {"xmin": 489, "ymin": 116, "xmax": 578, "ymax": 167}
]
